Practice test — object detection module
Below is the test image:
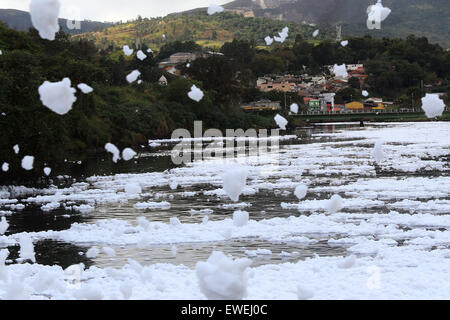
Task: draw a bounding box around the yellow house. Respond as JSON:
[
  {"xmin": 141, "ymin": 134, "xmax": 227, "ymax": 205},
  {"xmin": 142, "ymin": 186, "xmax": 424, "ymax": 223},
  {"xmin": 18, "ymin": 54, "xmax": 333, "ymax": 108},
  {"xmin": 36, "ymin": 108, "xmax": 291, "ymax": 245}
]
[
  {"xmin": 373, "ymin": 103, "xmax": 385, "ymax": 110},
  {"xmin": 345, "ymin": 102, "xmax": 364, "ymax": 110}
]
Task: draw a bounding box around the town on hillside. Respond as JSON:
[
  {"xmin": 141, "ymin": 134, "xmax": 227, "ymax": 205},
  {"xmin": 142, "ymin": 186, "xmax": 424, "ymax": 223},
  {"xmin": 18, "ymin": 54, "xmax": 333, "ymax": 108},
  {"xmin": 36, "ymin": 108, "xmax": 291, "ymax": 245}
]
[{"xmin": 156, "ymin": 52, "xmax": 435, "ymax": 114}]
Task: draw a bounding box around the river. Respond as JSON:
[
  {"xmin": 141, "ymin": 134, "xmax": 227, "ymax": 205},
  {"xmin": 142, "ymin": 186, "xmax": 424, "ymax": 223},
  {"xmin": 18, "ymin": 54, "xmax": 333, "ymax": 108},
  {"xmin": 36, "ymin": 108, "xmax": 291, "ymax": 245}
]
[{"xmin": 0, "ymin": 121, "xmax": 449, "ymax": 299}]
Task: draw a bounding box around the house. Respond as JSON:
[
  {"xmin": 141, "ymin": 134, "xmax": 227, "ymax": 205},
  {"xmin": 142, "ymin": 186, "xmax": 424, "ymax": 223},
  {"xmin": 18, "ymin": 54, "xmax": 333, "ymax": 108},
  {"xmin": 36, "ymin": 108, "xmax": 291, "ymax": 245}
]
[
  {"xmin": 257, "ymin": 80, "xmax": 298, "ymax": 93},
  {"xmin": 334, "ymin": 104, "xmax": 345, "ymax": 112},
  {"xmin": 345, "ymin": 101, "xmax": 364, "ymax": 110},
  {"xmin": 158, "ymin": 52, "xmax": 206, "ymax": 69},
  {"xmin": 304, "ymin": 98, "xmax": 321, "ymax": 112},
  {"xmin": 319, "ymin": 93, "xmax": 336, "ymax": 111},
  {"xmin": 158, "ymin": 75, "xmax": 168, "ymax": 86}
]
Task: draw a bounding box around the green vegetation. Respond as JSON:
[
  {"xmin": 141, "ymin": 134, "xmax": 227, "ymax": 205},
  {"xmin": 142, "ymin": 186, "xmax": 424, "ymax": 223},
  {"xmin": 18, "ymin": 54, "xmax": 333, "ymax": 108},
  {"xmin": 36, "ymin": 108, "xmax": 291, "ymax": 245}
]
[
  {"xmin": 0, "ymin": 23, "xmax": 272, "ymax": 181},
  {"xmin": 73, "ymin": 11, "xmax": 331, "ymax": 50}
]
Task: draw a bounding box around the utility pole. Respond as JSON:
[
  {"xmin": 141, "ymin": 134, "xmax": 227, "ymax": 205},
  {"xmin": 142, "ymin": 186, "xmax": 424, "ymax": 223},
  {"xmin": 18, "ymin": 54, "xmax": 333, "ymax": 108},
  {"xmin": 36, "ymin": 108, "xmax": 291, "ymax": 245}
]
[{"xmin": 336, "ymin": 24, "xmax": 342, "ymax": 42}]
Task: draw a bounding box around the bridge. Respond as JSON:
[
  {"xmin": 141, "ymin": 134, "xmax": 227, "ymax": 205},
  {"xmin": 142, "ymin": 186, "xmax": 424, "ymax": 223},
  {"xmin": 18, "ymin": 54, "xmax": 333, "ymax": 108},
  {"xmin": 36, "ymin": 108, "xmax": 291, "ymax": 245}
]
[{"xmin": 291, "ymin": 108, "xmax": 450, "ymax": 123}]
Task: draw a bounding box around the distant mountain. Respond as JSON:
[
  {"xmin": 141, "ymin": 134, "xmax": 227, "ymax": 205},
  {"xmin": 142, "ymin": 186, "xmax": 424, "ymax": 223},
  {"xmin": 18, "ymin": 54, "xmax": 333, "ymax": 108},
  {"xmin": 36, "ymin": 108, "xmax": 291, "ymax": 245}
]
[
  {"xmin": 0, "ymin": 9, "xmax": 112, "ymax": 35},
  {"xmin": 224, "ymin": 0, "xmax": 450, "ymax": 48}
]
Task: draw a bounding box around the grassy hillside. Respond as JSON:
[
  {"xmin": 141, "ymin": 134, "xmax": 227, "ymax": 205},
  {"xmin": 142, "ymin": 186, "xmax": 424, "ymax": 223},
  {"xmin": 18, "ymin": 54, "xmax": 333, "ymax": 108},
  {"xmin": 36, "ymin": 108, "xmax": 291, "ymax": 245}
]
[{"xmin": 73, "ymin": 11, "xmax": 332, "ymax": 50}]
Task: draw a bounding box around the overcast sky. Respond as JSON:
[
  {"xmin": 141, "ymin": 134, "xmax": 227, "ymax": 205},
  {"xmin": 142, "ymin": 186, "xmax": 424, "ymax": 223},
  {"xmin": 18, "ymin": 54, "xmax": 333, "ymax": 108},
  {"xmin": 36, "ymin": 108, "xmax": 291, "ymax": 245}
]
[{"xmin": 1, "ymin": 0, "xmax": 233, "ymax": 22}]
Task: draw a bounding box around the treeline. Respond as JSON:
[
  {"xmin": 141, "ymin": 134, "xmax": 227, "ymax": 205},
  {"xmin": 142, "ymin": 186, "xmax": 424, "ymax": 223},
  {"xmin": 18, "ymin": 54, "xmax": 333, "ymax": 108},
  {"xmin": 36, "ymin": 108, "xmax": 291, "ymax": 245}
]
[{"xmin": 0, "ymin": 23, "xmax": 271, "ymax": 181}]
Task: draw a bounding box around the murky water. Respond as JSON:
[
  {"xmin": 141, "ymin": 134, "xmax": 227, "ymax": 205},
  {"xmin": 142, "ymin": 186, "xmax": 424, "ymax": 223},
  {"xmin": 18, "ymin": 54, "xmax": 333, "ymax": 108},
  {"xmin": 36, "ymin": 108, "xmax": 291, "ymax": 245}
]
[{"xmin": 1, "ymin": 122, "xmax": 448, "ymax": 269}]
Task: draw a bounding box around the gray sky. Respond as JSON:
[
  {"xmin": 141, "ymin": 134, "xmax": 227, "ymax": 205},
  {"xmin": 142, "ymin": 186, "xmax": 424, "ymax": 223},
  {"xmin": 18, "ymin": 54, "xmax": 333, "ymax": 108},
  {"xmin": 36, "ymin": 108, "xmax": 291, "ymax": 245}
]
[{"xmin": 1, "ymin": 0, "xmax": 233, "ymax": 22}]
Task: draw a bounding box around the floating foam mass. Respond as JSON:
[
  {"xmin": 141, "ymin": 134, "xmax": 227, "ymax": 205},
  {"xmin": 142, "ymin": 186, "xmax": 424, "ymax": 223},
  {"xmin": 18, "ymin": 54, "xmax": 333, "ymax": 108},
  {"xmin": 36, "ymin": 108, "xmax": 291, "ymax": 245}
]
[
  {"xmin": 105, "ymin": 143, "xmax": 121, "ymax": 163},
  {"xmin": 325, "ymin": 194, "xmax": 344, "ymax": 213},
  {"xmin": 233, "ymin": 211, "xmax": 249, "ymax": 227},
  {"xmin": 29, "ymin": 0, "xmax": 61, "ymax": 41},
  {"xmin": 136, "ymin": 50, "xmax": 147, "ymax": 61},
  {"xmin": 196, "ymin": 251, "xmax": 252, "ymax": 300},
  {"xmin": 122, "ymin": 148, "xmax": 137, "ymax": 161},
  {"xmin": 188, "ymin": 85, "xmax": 204, "ymax": 102},
  {"xmin": 207, "ymin": 4, "xmax": 224, "ymax": 15},
  {"xmin": 123, "ymin": 45, "xmax": 133, "ymax": 56},
  {"xmin": 333, "ymin": 64, "xmax": 348, "ymax": 79},
  {"xmin": 274, "ymin": 114, "xmax": 288, "ymax": 130},
  {"xmin": 21, "ymin": 156, "xmax": 35, "ymax": 171},
  {"xmin": 126, "ymin": 70, "xmax": 141, "ymax": 84},
  {"xmin": 223, "ymin": 167, "xmax": 249, "ymax": 202},
  {"xmin": 421, "ymin": 94, "xmax": 445, "ymax": 118},
  {"xmin": 38, "ymin": 78, "xmax": 77, "ymax": 115},
  {"xmin": 294, "ymin": 184, "xmax": 308, "ymax": 200},
  {"xmin": 77, "ymin": 83, "xmax": 93, "ymax": 94}
]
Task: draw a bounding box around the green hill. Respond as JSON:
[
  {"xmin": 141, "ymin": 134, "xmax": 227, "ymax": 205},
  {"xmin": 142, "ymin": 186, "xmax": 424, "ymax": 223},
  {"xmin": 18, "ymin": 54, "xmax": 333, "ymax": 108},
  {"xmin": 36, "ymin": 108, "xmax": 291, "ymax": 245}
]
[{"xmin": 73, "ymin": 11, "xmax": 332, "ymax": 50}]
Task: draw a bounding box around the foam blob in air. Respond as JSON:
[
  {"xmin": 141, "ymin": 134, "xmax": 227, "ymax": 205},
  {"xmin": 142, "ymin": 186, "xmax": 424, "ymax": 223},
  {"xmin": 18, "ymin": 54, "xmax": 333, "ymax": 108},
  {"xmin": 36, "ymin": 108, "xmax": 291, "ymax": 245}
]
[
  {"xmin": 43, "ymin": 167, "xmax": 51, "ymax": 176},
  {"xmin": 105, "ymin": 143, "xmax": 121, "ymax": 163},
  {"xmin": 372, "ymin": 140, "xmax": 386, "ymax": 163},
  {"xmin": 122, "ymin": 148, "xmax": 137, "ymax": 161},
  {"xmin": 21, "ymin": 156, "xmax": 35, "ymax": 171},
  {"xmin": 367, "ymin": 0, "xmax": 391, "ymax": 24},
  {"xmin": 38, "ymin": 78, "xmax": 77, "ymax": 115},
  {"xmin": 333, "ymin": 64, "xmax": 348, "ymax": 79},
  {"xmin": 421, "ymin": 94, "xmax": 445, "ymax": 118},
  {"xmin": 19, "ymin": 234, "xmax": 36, "ymax": 263},
  {"xmin": 126, "ymin": 70, "xmax": 141, "ymax": 84},
  {"xmin": 188, "ymin": 85, "xmax": 204, "ymax": 102},
  {"xmin": 77, "ymin": 83, "xmax": 93, "ymax": 94},
  {"xmin": 223, "ymin": 167, "xmax": 249, "ymax": 202},
  {"xmin": 136, "ymin": 50, "xmax": 147, "ymax": 61},
  {"xmin": 123, "ymin": 45, "xmax": 133, "ymax": 56},
  {"xmin": 29, "ymin": 0, "xmax": 61, "ymax": 41},
  {"xmin": 274, "ymin": 27, "xmax": 289, "ymax": 43},
  {"xmin": 0, "ymin": 217, "xmax": 9, "ymax": 235},
  {"xmin": 207, "ymin": 4, "xmax": 224, "ymax": 15},
  {"xmin": 274, "ymin": 114, "xmax": 288, "ymax": 130},
  {"xmin": 265, "ymin": 36, "xmax": 274, "ymax": 46}
]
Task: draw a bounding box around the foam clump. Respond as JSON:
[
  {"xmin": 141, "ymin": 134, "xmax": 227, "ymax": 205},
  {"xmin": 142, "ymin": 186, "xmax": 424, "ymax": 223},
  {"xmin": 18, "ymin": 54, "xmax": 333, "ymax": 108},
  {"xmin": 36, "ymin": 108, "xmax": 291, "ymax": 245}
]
[
  {"xmin": 233, "ymin": 210, "xmax": 249, "ymax": 227},
  {"xmin": 196, "ymin": 251, "xmax": 252, "ymax": 300},
  {"xmin": 223, "ymin": 167, "xmax": 249, "ymax": 202},
  {"xmin": 421, "ymin": 94, "xmax": 445, "ymax": 118},
  {"xmin": 29, "ymin": 0, "xmax": 61, "ymax": 40},
  {"xmin": 188, "ymin": 85, "xmax": 204, "ymax": 102},
  {"xmin": 294, "ymin": 184, "xmax": 308, "ymax": 200},
  {"xmin": 274, "ymin": 114, "xmax": 288, "ymax": 130},
  {"xmin": 325, "ymin": 195, "xmax": 343, "ymax": 213},
  {"xmin": 207, "ymin": 4, "xmax": 224, "ymax": 15},
  {"xmin": 38, "ymin": 78, "xmax": 77, "ymax": 115}
]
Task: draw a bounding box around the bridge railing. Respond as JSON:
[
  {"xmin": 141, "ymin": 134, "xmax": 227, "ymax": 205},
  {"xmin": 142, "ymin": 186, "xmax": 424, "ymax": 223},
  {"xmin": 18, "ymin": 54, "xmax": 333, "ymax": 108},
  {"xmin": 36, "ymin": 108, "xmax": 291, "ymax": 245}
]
[{"xmin": 297, "ymin": 107, "xmax": 449, "ymax": 116}]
